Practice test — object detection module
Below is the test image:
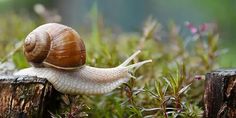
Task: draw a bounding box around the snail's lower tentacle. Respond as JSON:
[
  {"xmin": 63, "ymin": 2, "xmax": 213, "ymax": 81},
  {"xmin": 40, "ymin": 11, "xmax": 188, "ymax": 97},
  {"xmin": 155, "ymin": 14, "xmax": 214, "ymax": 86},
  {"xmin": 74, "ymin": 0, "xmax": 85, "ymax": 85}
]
[{"xmin": 126, "ymin": 60, "xmax": 152, "ymax": 69}]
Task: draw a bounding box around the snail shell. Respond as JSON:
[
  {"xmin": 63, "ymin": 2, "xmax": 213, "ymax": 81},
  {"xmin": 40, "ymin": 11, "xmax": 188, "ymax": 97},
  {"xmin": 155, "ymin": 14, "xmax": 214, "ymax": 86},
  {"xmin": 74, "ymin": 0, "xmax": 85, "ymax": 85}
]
[{"xmin": 23, "ymin": 23, "xmax": 86, "ymax": 70}]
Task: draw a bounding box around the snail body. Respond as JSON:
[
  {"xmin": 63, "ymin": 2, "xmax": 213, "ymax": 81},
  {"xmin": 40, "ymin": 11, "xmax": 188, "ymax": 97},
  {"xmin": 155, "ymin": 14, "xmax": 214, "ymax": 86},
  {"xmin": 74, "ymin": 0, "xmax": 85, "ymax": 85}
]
[
  {"xmin": 14, "ymin": 23, "xmax": 152, "ymax": 95},
  {"xmin": 15, "ymin": 67, "xmax": 129, "ymax": 95}
]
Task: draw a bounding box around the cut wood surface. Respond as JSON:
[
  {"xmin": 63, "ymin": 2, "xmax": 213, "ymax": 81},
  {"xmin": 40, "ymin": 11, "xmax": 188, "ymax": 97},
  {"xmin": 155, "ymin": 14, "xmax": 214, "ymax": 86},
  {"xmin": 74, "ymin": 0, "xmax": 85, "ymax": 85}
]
[
  {"xmin": 204, "ymin": 69, "xmax": 236, "ymax": 118},
  {"xmin": 0, "ymin": 75, "xmax": 61, "ymax": 118}
]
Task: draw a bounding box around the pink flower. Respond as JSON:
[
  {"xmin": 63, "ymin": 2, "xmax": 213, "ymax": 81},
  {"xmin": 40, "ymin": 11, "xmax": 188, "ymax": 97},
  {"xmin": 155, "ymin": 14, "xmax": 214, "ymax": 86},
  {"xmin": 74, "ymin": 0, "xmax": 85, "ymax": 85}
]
[
  {"xmin": 185, "ymin": 21, "xmax": 198, "ymax": 34},
  {"xmin": 194, "ymin": 75, "xmax": 202, "ymax": 80},
  {"xmin": 194, "ymin": 75, "xmax": 205, "ymax": 80},
  {"xmin": 199, "ymin": 23, "xmax": 208, "ymax": 32},
  {"xmin": 185, "ymin": 21, "xmax": 216, "ymax": 36}
]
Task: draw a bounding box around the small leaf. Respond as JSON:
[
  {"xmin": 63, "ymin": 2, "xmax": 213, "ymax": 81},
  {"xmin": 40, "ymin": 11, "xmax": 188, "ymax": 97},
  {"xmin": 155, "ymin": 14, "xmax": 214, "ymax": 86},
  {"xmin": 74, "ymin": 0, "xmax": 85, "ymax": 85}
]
[
  {"xmin": 155, "ymin": 81, "xmax": 162, "ymax": 98},
  {"xmin": 162, "ymin": 77, "xmax": 172, "ymax": 88},
  {"xmin": 61, "ymin": 95, "xmax": 70, "ymax": 105},
  {"xmin": 129, "ymin": 106, "xmax": 143, "ymax": 117},
  {"xmin": 178, "ymin": 84, "xmax": 192, "ymax": 95}
]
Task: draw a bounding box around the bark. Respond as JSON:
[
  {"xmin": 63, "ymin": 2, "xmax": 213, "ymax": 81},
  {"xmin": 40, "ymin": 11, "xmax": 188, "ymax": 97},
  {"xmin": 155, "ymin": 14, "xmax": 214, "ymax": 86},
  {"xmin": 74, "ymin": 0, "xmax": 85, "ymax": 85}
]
[
  {"xmin": 0, "ymin": 75, "xmax": 61, "ymax": 118},
  {"xmin": 204, "ymin": 69, "xmax": 236, "ymax": 118}
]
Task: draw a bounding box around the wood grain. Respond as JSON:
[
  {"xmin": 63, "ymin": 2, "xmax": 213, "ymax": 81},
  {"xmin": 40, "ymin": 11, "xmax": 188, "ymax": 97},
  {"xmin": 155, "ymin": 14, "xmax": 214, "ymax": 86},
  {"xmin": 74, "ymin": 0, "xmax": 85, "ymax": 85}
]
[
  {"xmin": 204, "ymin": 69, "xmax": 236, "ymax": 118},
  {"xmin": 0, "ymin": 75, "xmax": 61, "ymax": 118}
]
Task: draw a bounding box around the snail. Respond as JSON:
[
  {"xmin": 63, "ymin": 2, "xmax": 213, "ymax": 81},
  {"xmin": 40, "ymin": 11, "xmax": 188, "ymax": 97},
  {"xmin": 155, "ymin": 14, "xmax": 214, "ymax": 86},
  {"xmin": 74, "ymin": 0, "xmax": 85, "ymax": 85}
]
[{"xmin": 14, "ymin": 23, "xmax": 152, "ymax": 95}]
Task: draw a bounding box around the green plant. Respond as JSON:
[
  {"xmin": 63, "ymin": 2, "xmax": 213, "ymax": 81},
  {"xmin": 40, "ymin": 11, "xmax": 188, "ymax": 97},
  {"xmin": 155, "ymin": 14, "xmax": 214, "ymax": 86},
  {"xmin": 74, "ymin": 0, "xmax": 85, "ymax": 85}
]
[{"xmin": 0, "ymin": 9, "xmax": 221, "ymax": 117}]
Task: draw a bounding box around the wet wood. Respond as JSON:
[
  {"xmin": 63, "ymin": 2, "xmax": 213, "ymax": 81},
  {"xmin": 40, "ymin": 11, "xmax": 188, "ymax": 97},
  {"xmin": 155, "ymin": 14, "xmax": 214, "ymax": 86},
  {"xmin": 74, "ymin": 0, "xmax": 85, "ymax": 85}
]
[
  {"xmin": 204, "ymin": 69, "xmax": 236, "ymax": 118},
  {"xmin": 0, "ymin": 75, "xmax": 61, "ymax": 118}
]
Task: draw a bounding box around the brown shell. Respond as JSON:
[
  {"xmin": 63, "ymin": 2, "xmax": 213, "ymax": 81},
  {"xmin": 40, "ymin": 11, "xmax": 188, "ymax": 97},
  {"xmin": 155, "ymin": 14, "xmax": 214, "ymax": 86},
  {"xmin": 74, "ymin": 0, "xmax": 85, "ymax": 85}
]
[{"xmin": 23, "ymin": 23, "xmax": 86, "ymax": 70}]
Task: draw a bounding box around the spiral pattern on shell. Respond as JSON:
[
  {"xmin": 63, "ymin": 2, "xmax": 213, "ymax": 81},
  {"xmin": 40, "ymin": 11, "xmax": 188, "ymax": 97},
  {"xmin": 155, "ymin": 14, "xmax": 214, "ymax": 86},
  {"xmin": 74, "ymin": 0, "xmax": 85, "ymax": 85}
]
[
  {"xmin": 23, "ymin": 23, "xmax": 86, "ymax": 70},
  {"xmin": 24, "ymin": 31, "xmax": 51, "ymax": 65}
]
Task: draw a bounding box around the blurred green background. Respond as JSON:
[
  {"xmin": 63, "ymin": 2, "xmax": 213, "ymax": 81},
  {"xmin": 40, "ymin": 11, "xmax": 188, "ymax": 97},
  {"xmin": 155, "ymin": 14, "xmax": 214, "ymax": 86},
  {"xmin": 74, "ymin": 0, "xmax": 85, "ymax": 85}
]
[
  {"xmin": 0, "ymin": 0, "xmax": 235, "ymax": 66},
  {"xmin": 0, "ymin": 0, "xmax": 231, "ymax": 117}
]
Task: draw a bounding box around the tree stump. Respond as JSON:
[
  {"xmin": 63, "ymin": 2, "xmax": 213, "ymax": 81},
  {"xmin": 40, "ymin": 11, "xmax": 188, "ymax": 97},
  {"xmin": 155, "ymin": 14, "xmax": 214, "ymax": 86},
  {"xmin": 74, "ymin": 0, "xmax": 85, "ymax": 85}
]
[
  {"xmin": 0, "ymin": 75, "xmax": 61, "ymax": 118},
  {"xmin": 204, "ymin": 69, "xmax": 236, "ymax": 118}
]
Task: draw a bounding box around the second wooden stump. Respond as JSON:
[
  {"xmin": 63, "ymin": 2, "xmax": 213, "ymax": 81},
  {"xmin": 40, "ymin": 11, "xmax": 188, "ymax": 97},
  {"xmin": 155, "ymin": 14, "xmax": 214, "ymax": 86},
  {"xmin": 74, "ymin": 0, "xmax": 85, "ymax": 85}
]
[{"xmin": 204, "ymin": 69, "xmax": 236, "ymax": 118}]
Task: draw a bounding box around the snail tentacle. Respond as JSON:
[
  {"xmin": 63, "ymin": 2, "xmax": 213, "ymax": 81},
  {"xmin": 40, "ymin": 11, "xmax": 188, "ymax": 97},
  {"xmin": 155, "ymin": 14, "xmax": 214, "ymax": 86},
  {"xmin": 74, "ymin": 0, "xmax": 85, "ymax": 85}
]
[
  {"xmin": 126, "ymin": 60, "xmax": 152, "ymax": 69},
  {"xmin": 118, "ymin": 50, "xmax": 141, "ymax": 67}
]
